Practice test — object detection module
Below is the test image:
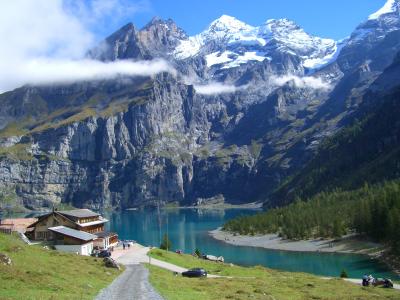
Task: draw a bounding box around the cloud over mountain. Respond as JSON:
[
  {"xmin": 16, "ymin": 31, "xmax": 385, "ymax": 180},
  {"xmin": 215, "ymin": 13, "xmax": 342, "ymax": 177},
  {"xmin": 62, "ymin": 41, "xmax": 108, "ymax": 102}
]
[{"xmin": 0, "ymin": 0, "xmax": 161, "ymax": 93}]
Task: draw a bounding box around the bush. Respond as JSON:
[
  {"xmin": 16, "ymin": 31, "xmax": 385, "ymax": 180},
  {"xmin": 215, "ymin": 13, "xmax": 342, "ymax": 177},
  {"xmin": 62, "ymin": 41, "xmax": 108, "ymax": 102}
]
[{"xmin": 340, "ymin": 269, "xmax": 348, "ymax": 278}]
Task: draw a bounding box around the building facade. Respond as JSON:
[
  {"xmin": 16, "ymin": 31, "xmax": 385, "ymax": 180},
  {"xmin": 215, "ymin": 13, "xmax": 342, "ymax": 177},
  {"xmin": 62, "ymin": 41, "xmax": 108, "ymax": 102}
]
[{"xmin": 28, "ymin": 209, "xmax": 118, "ymax": 252}]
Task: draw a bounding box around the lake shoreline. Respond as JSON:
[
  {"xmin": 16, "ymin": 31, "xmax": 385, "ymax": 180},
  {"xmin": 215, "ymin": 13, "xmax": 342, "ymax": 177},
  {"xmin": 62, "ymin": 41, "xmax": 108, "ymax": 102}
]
[
  {"xmin": 209, "ymin": 228, "xmax": 400, "ymax": 276},
  {"xmin": 162, "ymin": 202, "xmax": 263, "ymax": 210}
]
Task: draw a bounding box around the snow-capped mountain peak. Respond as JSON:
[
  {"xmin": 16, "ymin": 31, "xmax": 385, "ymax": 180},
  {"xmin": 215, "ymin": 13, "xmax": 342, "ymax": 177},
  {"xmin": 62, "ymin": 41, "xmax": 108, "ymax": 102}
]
[
  {"xmin": 261, "ymin": 18, "xmax": 300, "ymax": 34},
  {"xmin": 174, "ymin": 15, "xmax": 340, "ymax": 71},
  {"xmin": 208, "ymin": 15, "xmax": 254, "ymax": 33},
  {"xmin": 349, "ymin": 0, "xmax": 400, "ymax": 48},
  {"xmin": 174, "ymin": 15, "xmax": 263, "ymax": 59},
  {"xmin": 258, "ymin": 18, "xmax": 338, "ymax": 70},
  {"xmin": 368, "ymin": 0, "xmax": 399, "ymax": 20}
]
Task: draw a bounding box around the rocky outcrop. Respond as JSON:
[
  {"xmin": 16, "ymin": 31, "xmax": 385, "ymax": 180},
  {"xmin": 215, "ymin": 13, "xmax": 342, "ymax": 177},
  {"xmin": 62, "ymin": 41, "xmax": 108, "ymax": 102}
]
[{"xmin": 0, "ymin": 253, "xmax": 12, "ymax": 266}]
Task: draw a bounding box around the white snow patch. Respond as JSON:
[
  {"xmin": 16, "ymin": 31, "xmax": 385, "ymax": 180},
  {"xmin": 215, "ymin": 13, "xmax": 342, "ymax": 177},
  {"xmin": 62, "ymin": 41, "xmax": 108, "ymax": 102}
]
[
  {"xmin": 303, "ymin": 40, "xmax": 346, "ymax": 71},
  {"xmin": 206, "ymin": 51, "xmax": 268, "ymax": 69},
  {"xmin": 174, "ymin": 35, "xmax": 204, "ymax": 59},
  {"xmin": 368, "ymin": 0, "xmax": 397, "ymax": 20},
  {"xmin": 259, "ymin": 19, "xmax": 336, "ymax": 56},
  {"xmin": 222, "ymin": 51, "xmax": 268, "ymax": 69},
  {"xmin": 206, "ymin": 51, "xmax": 234, "ymax": 67}
]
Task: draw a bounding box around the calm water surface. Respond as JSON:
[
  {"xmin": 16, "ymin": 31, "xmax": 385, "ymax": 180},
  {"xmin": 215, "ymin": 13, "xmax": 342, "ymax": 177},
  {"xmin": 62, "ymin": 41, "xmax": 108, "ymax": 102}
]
[{"xmin": 104, "ymin": 208, "xmax": 399, "ymax": 279}]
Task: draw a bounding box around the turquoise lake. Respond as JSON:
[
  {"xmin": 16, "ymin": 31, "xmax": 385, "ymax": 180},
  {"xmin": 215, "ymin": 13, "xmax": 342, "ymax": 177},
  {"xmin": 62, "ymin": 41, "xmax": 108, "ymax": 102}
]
[{"xmin": 104, "ymin": 208, "xmax": 399, "ymax": 279}]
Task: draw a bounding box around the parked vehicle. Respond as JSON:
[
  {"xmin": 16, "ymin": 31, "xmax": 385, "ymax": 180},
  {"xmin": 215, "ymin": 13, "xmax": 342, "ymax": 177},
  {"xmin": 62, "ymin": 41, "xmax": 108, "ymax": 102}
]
[
  {"xmin": 373, "ymin": 278, "xmax": 394, "ymax": 288},
  {"xmin": 204, "ymin": 254, "xmax": 224, "ymax": 263},
  {"xmin": 92, "ymin": 249, "xmax": 111, "ymax": 258},
  {"xmin": 182, "ymin": 268, "xmax": 207, "ymax": 278},
  {"xmin": 98, "ymin": 250, "xmax": 111, "ymax": 258}
]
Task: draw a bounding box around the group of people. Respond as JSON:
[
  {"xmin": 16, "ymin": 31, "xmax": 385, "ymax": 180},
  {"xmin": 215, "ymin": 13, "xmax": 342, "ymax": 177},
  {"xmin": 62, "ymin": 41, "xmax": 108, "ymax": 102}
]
[
  {"xmin": 362, "ymin": 275, "xmax": 375, "ymax": 286},
  {"xmin": 122, "ymin": 243, "xmax": 131, "ymax": 250},
  {"xmin": 362, "ymin": 275, "xmax": 394, "ymax": 288}
]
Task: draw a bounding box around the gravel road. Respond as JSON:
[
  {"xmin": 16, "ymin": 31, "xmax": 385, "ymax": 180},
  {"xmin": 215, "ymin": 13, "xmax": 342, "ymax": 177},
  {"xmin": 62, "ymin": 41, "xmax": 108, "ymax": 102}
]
[
  {"xmin": 95, "ymin": 264, "xmax": 163, "ymax": 300},
  {"xmin": 95, "ymin": 243, "xmax": 224, "ymax": 300}
]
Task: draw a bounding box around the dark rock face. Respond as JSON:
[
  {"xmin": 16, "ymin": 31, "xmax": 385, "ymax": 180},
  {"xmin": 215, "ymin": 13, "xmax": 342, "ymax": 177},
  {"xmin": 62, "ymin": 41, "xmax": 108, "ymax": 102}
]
[{"xmin": 1, "ymin": 4, "xmax": 400, "ymax": 210}]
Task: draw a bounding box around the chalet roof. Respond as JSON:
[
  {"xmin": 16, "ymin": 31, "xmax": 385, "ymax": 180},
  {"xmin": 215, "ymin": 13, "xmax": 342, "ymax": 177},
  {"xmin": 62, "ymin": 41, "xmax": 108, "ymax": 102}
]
[
  {"xmin": 58, "ymin": 209, "xmax": 100, "ymax": 219},
  {"xmin": 48, "ymin": 226, "xmax": 97, "ymax": 241},
  {"xmin": 27, "ymin": 211, "xmax": 76, "ymax": 228},
  {"xmin": 95, "ymin": 231, "xmax": 118, "ymax": 238},
  {"xmin": 0, "ymin": 218, "xmax": 37, "ymax": 232},
  {"xmin": 0, "ymin": 218, "xmax": 37, "ymax": 227}
]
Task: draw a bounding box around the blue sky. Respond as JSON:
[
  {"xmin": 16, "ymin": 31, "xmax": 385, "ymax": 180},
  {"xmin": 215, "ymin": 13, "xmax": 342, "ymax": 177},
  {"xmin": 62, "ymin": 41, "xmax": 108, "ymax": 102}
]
[
  {"xmin": 91, "ymin": 0, "xmax": 388, "ymax": 40},
  {"xmin": 0, "ymin": 0, "xmax": 390, "ymax": 93}
]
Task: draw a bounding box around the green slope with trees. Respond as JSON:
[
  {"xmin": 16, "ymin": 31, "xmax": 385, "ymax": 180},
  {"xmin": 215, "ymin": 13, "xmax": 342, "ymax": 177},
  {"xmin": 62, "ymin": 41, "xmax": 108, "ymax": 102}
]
[{"xmin": 224, "ymin": 180, "xmax": 400, "ymax": 254}]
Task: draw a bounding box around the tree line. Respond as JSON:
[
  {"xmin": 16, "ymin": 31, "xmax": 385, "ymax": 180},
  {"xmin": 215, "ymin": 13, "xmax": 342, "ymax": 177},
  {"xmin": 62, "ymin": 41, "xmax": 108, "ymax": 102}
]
[{"xmin": 223, "ymin": 180, "xmax": 400, "ymax": 254}]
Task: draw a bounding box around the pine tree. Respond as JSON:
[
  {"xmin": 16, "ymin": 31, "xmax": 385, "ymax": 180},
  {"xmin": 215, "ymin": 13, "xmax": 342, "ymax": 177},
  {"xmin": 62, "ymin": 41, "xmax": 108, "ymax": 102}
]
[{"xmin": 160, "ymin": 233, "xmax": 172, "ymax": 251}]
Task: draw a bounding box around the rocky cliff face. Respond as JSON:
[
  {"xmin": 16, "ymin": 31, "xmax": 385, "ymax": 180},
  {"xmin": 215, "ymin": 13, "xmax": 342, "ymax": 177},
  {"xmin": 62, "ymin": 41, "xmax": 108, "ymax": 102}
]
[{"xmin": 1, "ymin": 1, "xmax": 400, "ymax": 211}]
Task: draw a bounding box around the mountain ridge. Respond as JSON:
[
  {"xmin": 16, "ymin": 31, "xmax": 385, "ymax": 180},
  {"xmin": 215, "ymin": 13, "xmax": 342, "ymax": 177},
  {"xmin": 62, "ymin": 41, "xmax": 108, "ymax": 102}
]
[{"xmin": 0, "ymin": 1, "xmax": 400, "ymax": 211}]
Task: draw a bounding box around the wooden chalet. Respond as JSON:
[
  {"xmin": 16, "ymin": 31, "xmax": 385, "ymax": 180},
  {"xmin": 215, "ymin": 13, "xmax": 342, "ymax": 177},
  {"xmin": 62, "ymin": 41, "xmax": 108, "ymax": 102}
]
[
  {"xmin": 27, "ymin": 209, "xmax": 118, "ymax": 251},
  {"xmin": 48, "ymin": 226, "xmax": 97, "ymax": 256}
]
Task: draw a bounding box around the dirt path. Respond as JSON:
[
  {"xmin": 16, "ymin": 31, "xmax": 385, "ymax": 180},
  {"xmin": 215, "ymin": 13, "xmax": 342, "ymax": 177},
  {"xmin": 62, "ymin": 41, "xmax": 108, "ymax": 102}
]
[
  {"xmin": 95, "ymin": 265, "xmax": 163, "ymax": 300},
  {"xmin": 112, "ymin": 244, "xmax": 222, "ymax": 276},
  {"xmin": 95, "ymin": 245, "xmax": 164, "ymax": 300}
]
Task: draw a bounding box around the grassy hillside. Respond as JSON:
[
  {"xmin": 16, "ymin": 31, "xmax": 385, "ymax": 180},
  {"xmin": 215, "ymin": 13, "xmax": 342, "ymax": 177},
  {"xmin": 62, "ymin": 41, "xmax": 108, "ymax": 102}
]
[
  {"xmin": 0, "ymin": 77, "xmax": 153, "ymax": 139},
  {"xmin": 0, "ymin": 233, "xmax": 121, "ymax": 300},
  {"xmin": 148, "ymin": 249, "xmax": 399, "ymax": 300}
]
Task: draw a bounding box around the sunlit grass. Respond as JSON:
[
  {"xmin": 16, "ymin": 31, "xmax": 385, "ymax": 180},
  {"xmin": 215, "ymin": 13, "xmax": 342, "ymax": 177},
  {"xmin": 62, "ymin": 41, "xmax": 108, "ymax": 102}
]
[
  {"xmin": 148, "ymin": 249, "xmax": 399, "ymax": 300},
  {"xmin": 0, "ymin": 233, "xmax": 121, "ymax": 299}
]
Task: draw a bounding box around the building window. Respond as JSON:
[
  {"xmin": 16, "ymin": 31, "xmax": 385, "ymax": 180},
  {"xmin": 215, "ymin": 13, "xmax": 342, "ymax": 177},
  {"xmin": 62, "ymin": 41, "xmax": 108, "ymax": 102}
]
[{"xmin": 37, "ymin": 231, "xmax": 50, "ymax": 240}]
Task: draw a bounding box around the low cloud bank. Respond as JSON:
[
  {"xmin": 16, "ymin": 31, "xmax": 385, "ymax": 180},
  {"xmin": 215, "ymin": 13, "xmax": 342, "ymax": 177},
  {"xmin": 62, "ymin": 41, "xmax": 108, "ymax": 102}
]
[
  {"xmin": 193, "ymin": 75, "xmax": 329, "ymax": 96},
  {"xmin": 194, "ymin": 83, "xmax": 240, "ymax": 95},
  {"xmin": 2, "ymin": 59, "xmax": 175, "ymax": 91},
  {"xmin": 271, "ymin": 75, "xmax": 331, "ymax": 90}
]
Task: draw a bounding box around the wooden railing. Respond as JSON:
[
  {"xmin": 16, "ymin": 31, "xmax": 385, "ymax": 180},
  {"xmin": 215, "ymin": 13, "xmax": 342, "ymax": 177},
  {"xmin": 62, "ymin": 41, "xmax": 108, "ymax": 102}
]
[{"xmin": 0, "ymin": 227, "xmax": 12, "ymax": 235}]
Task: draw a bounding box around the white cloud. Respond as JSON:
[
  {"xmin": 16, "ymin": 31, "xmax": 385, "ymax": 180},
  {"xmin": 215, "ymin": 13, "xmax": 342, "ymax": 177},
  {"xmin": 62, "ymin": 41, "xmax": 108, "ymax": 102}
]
[
  {"xmin": 270, "ymin": 75, "xmax": 331, "ymax": 90},
  {"xmin": 0, "ymin": 0, "xmax": 164, "ymax": 93},
  {"xmin": 0, "ymin": 1, "xmax": 95, "ymax": 62},
  {"xmin": 194, "ymin": 83, "xmax": 239, "ymax": 95},
  {"xmin": 3, "ymin": 59, "xmax": 175, "ymax": 91}
]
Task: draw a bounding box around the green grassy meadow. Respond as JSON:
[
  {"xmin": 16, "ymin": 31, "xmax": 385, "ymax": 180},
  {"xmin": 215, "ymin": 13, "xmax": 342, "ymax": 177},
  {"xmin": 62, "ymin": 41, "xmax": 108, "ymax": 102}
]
[
  {"xmin": 148, "ymin": 249, "xmax": 399, "ymax": 300},
  {"xmin": 0, "ymin": 233, "xmax": 121, "ymax": 300}
]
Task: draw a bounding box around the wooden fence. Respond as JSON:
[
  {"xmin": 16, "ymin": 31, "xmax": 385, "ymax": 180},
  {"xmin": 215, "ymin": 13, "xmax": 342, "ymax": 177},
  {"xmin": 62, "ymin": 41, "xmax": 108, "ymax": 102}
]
[{"xmin": 0, "ymin": 227, "xmax": 12, "ymax": 235}]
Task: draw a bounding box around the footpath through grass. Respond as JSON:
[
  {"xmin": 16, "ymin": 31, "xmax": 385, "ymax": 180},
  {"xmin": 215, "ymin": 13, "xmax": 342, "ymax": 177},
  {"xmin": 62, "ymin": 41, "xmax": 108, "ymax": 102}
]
[
  {"xmin": 148, "ymin": 249, "xmax": 399, "ymax": 300},
  {"xmin": 0, "ymin": 233, "xmax": 121, "ymax": 300}
]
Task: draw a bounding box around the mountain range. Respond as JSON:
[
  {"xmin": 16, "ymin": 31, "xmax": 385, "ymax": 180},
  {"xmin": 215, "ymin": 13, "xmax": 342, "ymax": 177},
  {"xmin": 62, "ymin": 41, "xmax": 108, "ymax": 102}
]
[{"xmin": 0, "ymin": 0, "xmax": 400, "ymax": 211}]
